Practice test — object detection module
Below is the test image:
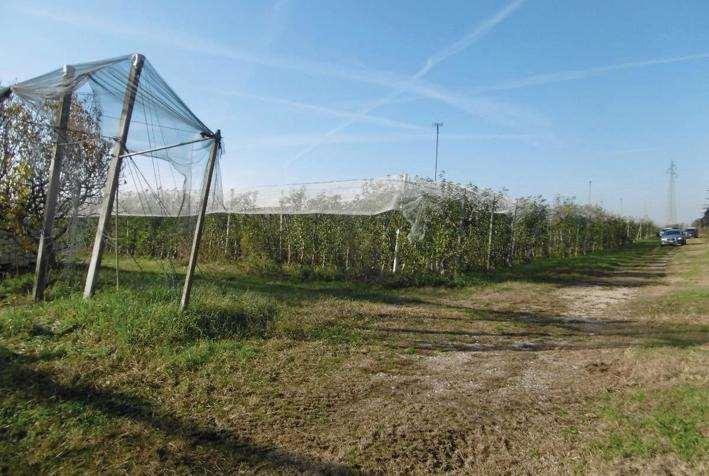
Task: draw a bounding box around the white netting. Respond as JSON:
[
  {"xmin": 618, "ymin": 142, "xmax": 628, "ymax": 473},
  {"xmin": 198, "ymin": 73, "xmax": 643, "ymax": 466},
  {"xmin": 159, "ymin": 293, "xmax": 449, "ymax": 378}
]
[
  {"xmin": 93, "ymin": 174, "xmax": 485, "ymax": 241},
  {"xmin": 3, "ymin": 53, "xmax": 648, "ymax": 289},
  {"xmin": 3, "ymin": 54, "xmax": 478, "ymax": 250},
  {"xmin": 1, "ymin": 53, "xmax": 218, "ymax": 284},
  {"xmin": 6, "ymin": 54, "xmax": 219, "ymax": 215}
]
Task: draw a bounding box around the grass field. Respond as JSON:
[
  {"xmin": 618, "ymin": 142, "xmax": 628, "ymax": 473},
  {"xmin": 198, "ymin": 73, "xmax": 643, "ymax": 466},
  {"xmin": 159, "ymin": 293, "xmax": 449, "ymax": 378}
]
[{"xmin": 1, "ymin": 238, "xmax": 707, "ymax": 473}]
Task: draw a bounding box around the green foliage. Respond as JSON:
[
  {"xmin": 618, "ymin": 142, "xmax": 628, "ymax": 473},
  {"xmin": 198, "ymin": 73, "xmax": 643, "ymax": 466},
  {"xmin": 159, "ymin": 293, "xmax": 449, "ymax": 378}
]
[
  {"xmin": 95, "ymin": 188, "xmax": 656, "ymax": 282},
  {"xmin": 0, "ymin": 95, "xmax": 110, "ymax": 263},
  {"xmin": 0, "ymin": 95, "xmax": 656, "ymax": 280}
]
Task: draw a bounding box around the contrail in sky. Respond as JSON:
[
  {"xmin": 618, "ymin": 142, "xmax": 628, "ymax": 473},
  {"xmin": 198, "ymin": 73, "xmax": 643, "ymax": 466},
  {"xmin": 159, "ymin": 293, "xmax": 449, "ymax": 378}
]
[
  {"xmin": 219, "ymin": 90, "xmax": 427, "ymax": 131},
  {"xmin": 415, "ymin": 0, "xmax": 527, "ymax": 79},
  {"xmin": 11, "ymin": 1, "xmax": 536, "ymax": 132},
  {"xmin": 468, "ymin": 52, "xmax": 709, "ymax": 95},
  {"xmin": 239, "ymin": 131, "xmax": 539, "ymax": 149},
  {"xmin": 285, "ymin": 0, "xmax": 528, "ymax": 168},
  {"xmin": 16, "ymin": 3, "xmax": 709, "ymax": 108},
  {"xmin": 15, "ymin": 1, "xmax": 709, "ymax": 162}
]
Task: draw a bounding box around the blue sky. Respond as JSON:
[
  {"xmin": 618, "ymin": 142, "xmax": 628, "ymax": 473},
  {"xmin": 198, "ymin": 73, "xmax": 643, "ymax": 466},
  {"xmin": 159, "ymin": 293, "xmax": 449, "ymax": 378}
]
[{"xmin": 2, "ymin": 0, "xmax": 708, "ymax": 224}]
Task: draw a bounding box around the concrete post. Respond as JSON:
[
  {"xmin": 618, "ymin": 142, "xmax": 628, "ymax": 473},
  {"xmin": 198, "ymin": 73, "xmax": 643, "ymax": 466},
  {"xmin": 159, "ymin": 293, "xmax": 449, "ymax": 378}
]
[
  {"xmin": 84, "ymin": 54, "xmax": 145, "ymax": 298},
  {"xmin": 33, "ymin": 65, "xmax": 75, "ymax": 301}
]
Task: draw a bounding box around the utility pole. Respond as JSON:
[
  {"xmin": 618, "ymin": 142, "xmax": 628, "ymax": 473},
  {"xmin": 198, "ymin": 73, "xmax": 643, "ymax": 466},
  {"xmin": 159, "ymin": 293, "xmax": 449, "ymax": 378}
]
[
  {"xmin": 433, "ymin": 122, "xmax": 443, "ymax": 181},
  {"xmin": 587, "ymin": 180, "xmax": 592, "ymax": 205},
  {"xmin": 667, "ymin": 161, "xmax": 678, "ymax": 226},
  {"xmin": 620, "ymin": 197, "xmax": 623, "ymax": 216}
]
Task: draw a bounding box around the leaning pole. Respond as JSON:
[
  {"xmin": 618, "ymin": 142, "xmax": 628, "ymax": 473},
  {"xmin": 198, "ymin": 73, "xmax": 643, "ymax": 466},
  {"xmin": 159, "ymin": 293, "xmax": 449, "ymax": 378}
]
[
  {"xmin": 180, "ymin": 130, "xmax": 221, "ymax": 312},
  {"xmin": 83, "ymin": 54, "xmax": 145, "ymax": 298},
  {"xmin": 33, "ymin": 65, "xmax": 75, "ymax": 301}
]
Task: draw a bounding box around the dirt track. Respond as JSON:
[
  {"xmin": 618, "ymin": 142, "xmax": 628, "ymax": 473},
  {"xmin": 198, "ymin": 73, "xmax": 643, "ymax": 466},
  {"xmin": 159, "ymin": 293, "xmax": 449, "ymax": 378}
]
[{"xmin": 306, "ymin": 241, "xmax": 708, "ymax": 473}]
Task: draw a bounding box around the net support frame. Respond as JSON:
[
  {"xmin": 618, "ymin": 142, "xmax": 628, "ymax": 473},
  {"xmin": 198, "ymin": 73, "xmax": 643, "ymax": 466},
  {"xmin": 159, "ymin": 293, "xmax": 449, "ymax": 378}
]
[
  {"xmin": 118, "ymin": 136, "xmax": 212, "ymax": 160},
  {"xmin": 392, "ymin": 227, "xmax": 401, "ymax": 273},
  {"xmin": 83, "ymin": 53, "xmax": 145, "ymax": 299},
  {"xmin": 180, "ymin": 130, "xmax": 221, "ymax": 312},
  {"xmin": 32, "ymin": 65, "xmax": 75, "ymax": 301}
]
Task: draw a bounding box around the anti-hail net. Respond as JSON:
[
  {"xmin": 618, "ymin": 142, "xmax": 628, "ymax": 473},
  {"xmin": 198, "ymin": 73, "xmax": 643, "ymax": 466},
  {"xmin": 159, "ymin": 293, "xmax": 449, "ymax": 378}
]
[
  {"xmin": 96, "ymin": 173, "xmax": 497, "ymax": 242},
  {"xmin": 1, "ymin": 53, "xmax": 217, "ymax": 283},
  {"xmin": 3, "ymin": 53, "xmax": 486, "ymax": 246},
  {"xmin": 2, "ymin": 53, "xmax": 648, "ymax": 287},
  {"xmin": 2, "ymin": 53, "xmax": 468, "ymax": 287},
  {"xmin": 9, "ymin": 53, "xmax": 218, "ymax": 213}
]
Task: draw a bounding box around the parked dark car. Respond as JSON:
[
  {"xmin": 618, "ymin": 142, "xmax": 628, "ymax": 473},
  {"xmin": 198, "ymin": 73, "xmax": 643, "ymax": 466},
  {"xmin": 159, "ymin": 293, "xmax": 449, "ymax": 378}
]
[
  {"xmin": 684, "ymin": 227, "xmax": 699, "ymax": 238},
  {"xmin": 660, "ymin": 229, "xmax": 686, "ymax": 246}
]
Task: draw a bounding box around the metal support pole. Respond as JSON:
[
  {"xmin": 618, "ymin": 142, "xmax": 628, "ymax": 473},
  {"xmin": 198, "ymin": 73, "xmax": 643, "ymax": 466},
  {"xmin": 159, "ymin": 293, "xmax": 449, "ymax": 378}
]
[
  {"xmin": 33, "ymin": 65, "xmax": 75, "ymax": 301},
  {"xmin": 392, "ymin": 228, "xmax": 400, "ymax": 273},
  {"xmin": 84, "ymin": 54, "xmax": 144, "ymax": 298},
  {"xmin": 181, "ymin": 131, "xmax": 221, "ymax": 312},
  {"xmin": 225, "ymin": 189, "xmax": 234, "ymax": 258},
  {"xmin": 507, "ymin": 200, "xmax": 518, "ymax": 267},
  {"xmin": 486, "ymin": 196, "xmax": 496, "ymax": 271}
]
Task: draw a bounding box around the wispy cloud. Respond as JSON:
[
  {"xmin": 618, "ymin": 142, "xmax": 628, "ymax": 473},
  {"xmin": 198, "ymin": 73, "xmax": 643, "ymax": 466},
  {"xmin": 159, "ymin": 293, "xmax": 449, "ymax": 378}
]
[
  {"xmin": 468, "ymin": 53, "xmax": 709, "ymax": 95},
  {"xmin": 18, "ymin": 1, "xmax": 707, "ymax": 166},
  {"xmin": 238, "ymin": 131, "xmax": 539, "ymax": 150},
  {"xmin": 11, "ymin": 3, "xmax": 404, "ymax": 88},
  {"xmin": 15, "ymin": 3, "xmax": 709, "ymax": 113},
  {"xmin": 13, "ymin": 2, "xmax": 538, "ymax": 130},
  {"xmin": 402, "ymin": 79, "xmax": 551, "ymax": 128},
  {"xmin": 392, "ymin": 51, "xmax": 709, "ymax": 129},
  {"xmin": 218, "ymin": 90, "xmax": 428, "ymax": 131}
]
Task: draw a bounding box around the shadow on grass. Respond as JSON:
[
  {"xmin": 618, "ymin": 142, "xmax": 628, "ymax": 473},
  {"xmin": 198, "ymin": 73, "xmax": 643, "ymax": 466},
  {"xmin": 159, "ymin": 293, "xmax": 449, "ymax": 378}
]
[
  {"xmin": 69, "ymin": 244, "xmax": 670, "ymax": 313},
  {"xmin": 0, "ymin": 347, "xmax": 354, "ymax": 474},
  {"xmin": 489, "ymin": 243, "xmax": 673, "ymax": 288},
  {"xmin": 356, "ymin": 306, "xmax": 708, "ymax": 353},
  {"xmin": 18, "ymin": 242, "xmax": 687, "ymax": 350}
]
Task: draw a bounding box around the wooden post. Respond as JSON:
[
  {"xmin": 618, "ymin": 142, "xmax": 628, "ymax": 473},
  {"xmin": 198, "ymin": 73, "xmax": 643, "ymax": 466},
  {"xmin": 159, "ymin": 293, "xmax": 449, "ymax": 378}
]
[
  {"xmin": 83, "ymin": 54, "xmax": 145, "ymax": 298},
  {"xmin": 546, "ymin": 212, "xmax": 553, "ymax": 257},
  {"xmin": 180, "ymin": 131, "xmax": 221, "ymax": 312},
  {"xmin": 33, "ymin": 65, "xmax": 75, "ymax": 301}
]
